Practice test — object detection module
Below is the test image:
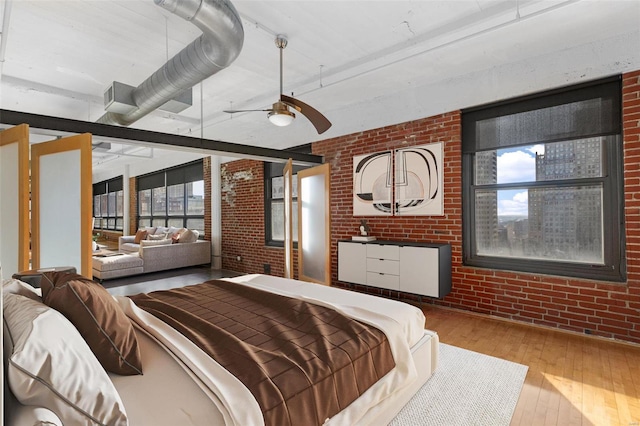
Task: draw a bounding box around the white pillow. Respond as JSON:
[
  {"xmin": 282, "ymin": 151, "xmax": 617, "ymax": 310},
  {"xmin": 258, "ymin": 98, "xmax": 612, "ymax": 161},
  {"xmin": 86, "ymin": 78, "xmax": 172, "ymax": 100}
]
[
  {"xmin": 3, "ymin": 293, "xmax": 128, "ymax": 426},
  {"xmin": 141, "ymin": 226, "xmax": 156, "ymax": 236},
  {"xmin": 2, "ymin": 278, "xmax": 42, "ymax": 301},
  {"xmin": 178, "ymin": 229, "xmax": 199, "ymax": 243},
  {"xmin": 153, "ymin": 226, "xmax": 169, "ymax": 235},
  {"xmin": 147, "ymin": 233, "xmax": 168, "ymax": 241}
]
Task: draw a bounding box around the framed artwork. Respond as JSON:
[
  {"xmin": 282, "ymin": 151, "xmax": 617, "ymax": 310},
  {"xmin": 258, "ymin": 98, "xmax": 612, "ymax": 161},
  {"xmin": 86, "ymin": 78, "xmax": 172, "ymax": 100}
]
[
  {"xmin": 353, "ymin": 142, "xmax": 443, "ymax": 216},
  {"xmin": 395, "ymin": 142, "xmax": 443, "ymax": 216},
  {"xmin": 353, "ymin": 151, "xmax": 392, "ymax": 216}
]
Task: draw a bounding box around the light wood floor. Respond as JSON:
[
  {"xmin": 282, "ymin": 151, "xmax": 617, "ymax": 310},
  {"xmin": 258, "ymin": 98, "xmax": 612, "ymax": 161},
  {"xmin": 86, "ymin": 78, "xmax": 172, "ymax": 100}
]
[{"xmin": 421, "ymin": 304, "xmax": 640, "ymax": 426}]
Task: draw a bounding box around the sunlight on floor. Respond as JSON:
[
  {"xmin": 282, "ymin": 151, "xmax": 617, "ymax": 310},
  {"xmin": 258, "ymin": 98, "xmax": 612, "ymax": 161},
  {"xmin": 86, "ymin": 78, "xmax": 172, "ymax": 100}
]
[{"xmin": 542, "ymin": 372, "xmax": 638, "ymax": 425}]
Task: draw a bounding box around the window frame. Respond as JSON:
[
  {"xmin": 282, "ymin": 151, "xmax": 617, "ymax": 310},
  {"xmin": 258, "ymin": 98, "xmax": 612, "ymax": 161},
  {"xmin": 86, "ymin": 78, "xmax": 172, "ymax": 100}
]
[
  {"xmin": 264, "ymin": 145, "xmax": 312, "ymax": 247},
  {"xmin": 136, "ymin": 160, "xmax": 205, "ymax": 238},
  {"xmin": 93, "ymin": 176, "xmax": 123, "ymax": 231},
  {"xmin": 462, "ymin": 76, "xmax": 626, "ymax": 282}
]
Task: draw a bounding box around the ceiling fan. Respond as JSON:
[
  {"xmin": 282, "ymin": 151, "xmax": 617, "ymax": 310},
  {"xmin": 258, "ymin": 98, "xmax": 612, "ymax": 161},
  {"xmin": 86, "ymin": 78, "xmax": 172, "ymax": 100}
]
[{"xmin": 224, "ymin": 36, "xmax": 332, "ymax": 134}]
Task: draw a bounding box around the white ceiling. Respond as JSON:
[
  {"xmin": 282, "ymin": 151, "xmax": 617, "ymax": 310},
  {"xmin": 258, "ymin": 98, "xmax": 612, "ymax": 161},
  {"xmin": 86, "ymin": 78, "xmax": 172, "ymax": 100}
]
[{"xmin": 1, "ymin": 0, "xmax": 639, "ymax": 180}]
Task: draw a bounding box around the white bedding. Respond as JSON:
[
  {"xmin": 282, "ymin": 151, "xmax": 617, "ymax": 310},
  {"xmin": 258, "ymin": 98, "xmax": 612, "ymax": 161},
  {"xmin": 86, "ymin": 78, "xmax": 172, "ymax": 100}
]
[
  {"xmin": 109, "ymin": 325, "xmax": 226, "ymax": 426},
  {"xmin": 115, "ymin": 274, "xmax": 428, "ymax": 426}
]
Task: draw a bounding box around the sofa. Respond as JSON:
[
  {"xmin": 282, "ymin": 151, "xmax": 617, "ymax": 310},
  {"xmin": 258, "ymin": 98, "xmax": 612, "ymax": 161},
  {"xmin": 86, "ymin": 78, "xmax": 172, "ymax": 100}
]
[
  {"xmin": 92, "ymin": 227, "xmax": 211, "ymax": 281},
  {"xmin": 118, "ymin": 226, "xmax": 200, "ymax": 253}
]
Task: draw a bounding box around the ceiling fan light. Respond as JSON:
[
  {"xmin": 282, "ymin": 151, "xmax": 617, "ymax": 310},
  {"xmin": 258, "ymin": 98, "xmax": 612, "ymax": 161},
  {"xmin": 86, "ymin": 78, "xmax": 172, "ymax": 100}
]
[{"xmin": 268, "ymin": 110, "xmax": 295, "ymax": 126}]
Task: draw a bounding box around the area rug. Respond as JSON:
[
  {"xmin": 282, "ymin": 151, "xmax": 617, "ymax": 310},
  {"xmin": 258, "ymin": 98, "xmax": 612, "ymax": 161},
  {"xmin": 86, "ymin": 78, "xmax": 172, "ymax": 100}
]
[{"xmin": 389, "ymin": 343, "xmax": 528, "ymax": 426}]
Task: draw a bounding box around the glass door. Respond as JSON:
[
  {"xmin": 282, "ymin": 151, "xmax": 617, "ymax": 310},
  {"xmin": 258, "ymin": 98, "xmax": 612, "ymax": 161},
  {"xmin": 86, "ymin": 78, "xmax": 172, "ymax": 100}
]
[{"xmin": 297, "ymin": 163, "xmax": 331, "ymax": 285}]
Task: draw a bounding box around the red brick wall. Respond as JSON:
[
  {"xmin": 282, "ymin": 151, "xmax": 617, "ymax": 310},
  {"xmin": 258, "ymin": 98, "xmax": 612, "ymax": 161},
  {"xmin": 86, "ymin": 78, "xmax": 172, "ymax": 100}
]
[
  {"xmin": 221, "ymin": 71, "xmax": 640, "ymax": 344},
  {"xmin": 221, "ymin": 160, "xmax": 288, "ymax": 276},
  {"xmin": 203, "ymin": 157, "xmax": 212, "ymax": 241},
  {"xmin": 128, "ymin": 177, "xmax": 137, "ymax": 232}
]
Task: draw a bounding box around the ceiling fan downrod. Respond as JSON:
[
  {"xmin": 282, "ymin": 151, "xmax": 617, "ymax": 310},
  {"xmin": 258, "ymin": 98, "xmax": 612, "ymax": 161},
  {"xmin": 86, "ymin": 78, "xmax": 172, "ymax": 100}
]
[{"xmin": 275, "ymin": 36, "xmax": 288, "ymax": 96}]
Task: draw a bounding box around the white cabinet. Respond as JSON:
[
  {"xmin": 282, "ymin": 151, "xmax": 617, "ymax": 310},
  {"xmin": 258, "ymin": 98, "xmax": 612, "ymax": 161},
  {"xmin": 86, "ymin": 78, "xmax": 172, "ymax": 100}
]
[
  {"xmin": 337, "ymin": 242, "xmax": 367, "ymax": 284},
  {"xmin": 338, "ymin": 240, "xmax": 451, "ymax": 298}
]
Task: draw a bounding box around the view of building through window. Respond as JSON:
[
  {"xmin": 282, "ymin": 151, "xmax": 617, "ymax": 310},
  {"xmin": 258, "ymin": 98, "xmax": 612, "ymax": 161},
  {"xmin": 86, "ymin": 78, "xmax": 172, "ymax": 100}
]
[
  {"xmin": 475, "ymin": 138, "xmax": 604, "ymax": 264},
  {"xmin": 93, "ymin": 177, "xmax": 124, "ymax": 231}
]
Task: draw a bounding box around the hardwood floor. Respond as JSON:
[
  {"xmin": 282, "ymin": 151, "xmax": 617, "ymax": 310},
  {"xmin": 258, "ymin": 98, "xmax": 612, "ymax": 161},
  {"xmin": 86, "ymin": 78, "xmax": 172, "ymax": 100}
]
[
  {"xmin": 422, "ymin": 304, "xmax": 640, "ymax": 426},
  {"xmin": 104, "ymin": 268, "xmax": 640, "ymax": 425}
]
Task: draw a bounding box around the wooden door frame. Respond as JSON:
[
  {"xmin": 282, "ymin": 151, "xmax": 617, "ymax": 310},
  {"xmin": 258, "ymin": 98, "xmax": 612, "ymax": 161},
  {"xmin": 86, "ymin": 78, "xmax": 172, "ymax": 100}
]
[
  {"xmin": 297, "ymin": 163, "xmax": 331, "ymax": 285},
  {"xmin": 31, "ymin": 134, "xmax": 93, "ymax": 277},
  {"xmin": 0, "ymin": 124, "xmax": 30, "ymax": 274},
  {"xmin": 283, "ymin": 159, "xmax": 294, "ymax": 279}
]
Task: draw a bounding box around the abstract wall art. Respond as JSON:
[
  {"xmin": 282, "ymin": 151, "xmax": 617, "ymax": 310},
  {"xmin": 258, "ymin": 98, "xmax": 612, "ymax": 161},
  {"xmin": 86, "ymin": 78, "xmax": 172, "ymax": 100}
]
[
  {"xmin": 353, "ymin": 151, "xmax": 393, "ymax": 216},
  {"xmin": 353, "ymin": 142, "xmax": 443, "ymax": 216},
  {"xmin": 394, "ymin": 142, "xmax": 443, "ymax": 216}
]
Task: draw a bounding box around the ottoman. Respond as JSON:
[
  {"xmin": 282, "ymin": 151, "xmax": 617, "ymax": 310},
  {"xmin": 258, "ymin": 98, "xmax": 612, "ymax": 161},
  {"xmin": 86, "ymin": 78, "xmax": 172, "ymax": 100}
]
[{"xmin": 92, "ymin": 253, "xmax": 144, "ymax": 281}]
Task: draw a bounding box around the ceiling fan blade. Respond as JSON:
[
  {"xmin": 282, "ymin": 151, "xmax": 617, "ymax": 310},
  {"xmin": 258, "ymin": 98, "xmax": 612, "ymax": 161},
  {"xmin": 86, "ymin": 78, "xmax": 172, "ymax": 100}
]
[
  {"xmin": 281, "ymin": 94, "xmax": 332, "ymax": 134},
  {"xmin": 224, "ymin": 109, "xmax": 273, "ymax": 113}
]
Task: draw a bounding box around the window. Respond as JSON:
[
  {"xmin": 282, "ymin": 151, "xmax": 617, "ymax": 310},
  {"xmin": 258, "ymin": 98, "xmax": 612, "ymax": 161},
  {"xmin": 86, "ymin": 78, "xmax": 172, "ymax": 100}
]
[
  {"xmin": 462, "ymin": 77, "xmax": 625, "ymax": 282},
  {"xmin": 137, "ymin": 160, "xmax": 205, "ymax": 237},
  {"xmin": 264, "ymin": 145, "xmax": 311, "ymax": 246},
  {"xmin": 93, "ymin": 177, "xmax": 123, "ymax": 231}
]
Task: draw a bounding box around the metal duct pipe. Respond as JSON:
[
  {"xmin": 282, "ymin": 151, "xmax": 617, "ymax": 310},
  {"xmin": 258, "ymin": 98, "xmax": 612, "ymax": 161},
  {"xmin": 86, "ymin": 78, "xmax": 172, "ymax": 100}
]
[{"xmin": 97, "ymin": 0, "xmax": 243, "ymax": 126}]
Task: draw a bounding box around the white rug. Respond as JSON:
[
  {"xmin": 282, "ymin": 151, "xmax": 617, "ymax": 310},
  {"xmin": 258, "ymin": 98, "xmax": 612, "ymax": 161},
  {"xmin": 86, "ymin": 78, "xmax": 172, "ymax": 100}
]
[{"xmin": 389, "ymin": 343, "xmax": 528, "ymax": 426}]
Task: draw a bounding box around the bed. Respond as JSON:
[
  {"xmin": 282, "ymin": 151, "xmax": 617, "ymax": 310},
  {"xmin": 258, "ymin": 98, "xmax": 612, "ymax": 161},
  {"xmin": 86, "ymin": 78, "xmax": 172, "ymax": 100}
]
[{"xmin": 2, "ymin": 273, "xmax": 438, "ymax": 426}]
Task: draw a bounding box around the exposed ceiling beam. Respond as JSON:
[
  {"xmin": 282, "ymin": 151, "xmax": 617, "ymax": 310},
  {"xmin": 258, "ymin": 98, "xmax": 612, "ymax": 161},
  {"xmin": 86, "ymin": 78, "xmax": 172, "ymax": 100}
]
[{"xmin": 0, "ymin": 109, "xmax": 323, "ymax": 165}]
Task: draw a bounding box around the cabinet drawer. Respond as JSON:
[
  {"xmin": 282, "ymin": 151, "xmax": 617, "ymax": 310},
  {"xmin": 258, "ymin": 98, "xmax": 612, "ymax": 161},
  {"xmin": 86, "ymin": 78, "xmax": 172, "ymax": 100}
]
[
  {"xmin": 366, "ymin": 258, "xmax": 400, "ymax": 275},
  {"xmin": 367, "ymin": 272, "xmax": 400, "ymax": 290},
  {"xmin": 367, "ymin": 244, "xmax": 400, "ymax": 260}
]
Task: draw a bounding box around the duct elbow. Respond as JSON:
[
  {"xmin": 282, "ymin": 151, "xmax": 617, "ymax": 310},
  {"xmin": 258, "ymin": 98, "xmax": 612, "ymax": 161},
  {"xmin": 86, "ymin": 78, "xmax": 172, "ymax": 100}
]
[
  {"xmin": 181, "ymin": 0, "xmax": 245, "ymax": 66},
  {"xmin": 154, "ymin": 0, "xmax": 200, "ymax": 21},
  {"xmin": 100, "ymin": 0, "xmax": 244, "ymax": 127}
]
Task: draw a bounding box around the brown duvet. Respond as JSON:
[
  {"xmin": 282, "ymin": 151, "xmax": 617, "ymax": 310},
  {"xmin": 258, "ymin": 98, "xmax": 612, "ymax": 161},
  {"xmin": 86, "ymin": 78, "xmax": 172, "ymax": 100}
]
[{"xmin": 129, "ymin": 279, "xmax": 395, "ymax": 426}]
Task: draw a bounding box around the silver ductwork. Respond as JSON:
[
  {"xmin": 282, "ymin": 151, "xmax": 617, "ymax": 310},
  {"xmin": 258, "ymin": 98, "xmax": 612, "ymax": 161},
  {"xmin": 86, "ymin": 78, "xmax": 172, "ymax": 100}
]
[{"xmin": 97, "ymin": 0, "xmax": 244, "ymax": 126}]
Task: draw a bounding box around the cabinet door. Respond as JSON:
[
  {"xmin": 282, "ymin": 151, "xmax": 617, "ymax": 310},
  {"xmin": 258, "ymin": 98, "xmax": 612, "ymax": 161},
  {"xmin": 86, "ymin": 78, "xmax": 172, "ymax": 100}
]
[
  {"xmin": 338, "ymin": 242, "xmax": 367, "ymax": 285},
  {"xmin": 399, "ymin": 246, "xmax": 440, "ymax": 297}
]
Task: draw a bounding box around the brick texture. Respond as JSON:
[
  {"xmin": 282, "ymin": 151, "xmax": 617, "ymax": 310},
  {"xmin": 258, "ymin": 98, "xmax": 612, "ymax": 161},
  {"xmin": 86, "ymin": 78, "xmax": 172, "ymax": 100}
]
[
  {"xmin": 129, "ymin": 177, "xmax": 137, "ymax": 232},
  {"xmin": 221, "ymin": 71, "xmax": 640, "ymax": 344},
  {"xmin": 204, "ymin": 157, "xmax": 212, "ymax": 241}
]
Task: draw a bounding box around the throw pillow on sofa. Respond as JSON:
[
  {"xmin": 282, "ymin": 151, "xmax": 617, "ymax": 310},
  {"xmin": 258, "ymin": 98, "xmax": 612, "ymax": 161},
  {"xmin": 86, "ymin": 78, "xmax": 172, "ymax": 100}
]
[
  {"xmin": 171, "ymin": 228, "xmax": 187, "ymax": 244},
  {"xmin": 148, "ymin": 234, "xmax": 167, "ymax": 241},
  {"xmin": 178, "ymin": 229, "xmax": 199, "ymax": 243},
  {"xmin": 153, "ymin": 226, "xmax": 169, "ymax": 236},
  {"xmin": 133, "ymin": 229, "xmax": 148, "ymax": 244}
]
